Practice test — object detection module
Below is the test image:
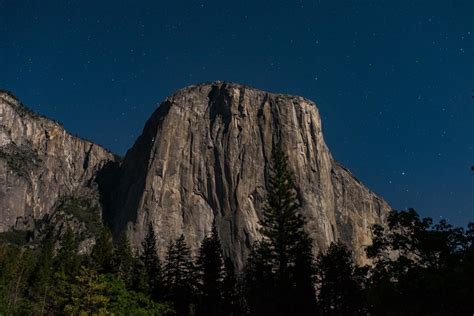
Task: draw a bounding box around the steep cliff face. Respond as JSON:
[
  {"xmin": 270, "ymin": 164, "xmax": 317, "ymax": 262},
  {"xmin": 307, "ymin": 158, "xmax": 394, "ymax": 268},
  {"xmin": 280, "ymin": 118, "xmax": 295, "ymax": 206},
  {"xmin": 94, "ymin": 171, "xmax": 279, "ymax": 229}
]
[
  {"xmin": 0, "ymin": 83, "xmax": 389, "ymax": 267},
  {"xmin": 0, "ymin": 91, "xmax": 116, "ymax": 233},
  {"xmin": 113, "ymin": 82, "xmax": 390, "ymax": 267}
]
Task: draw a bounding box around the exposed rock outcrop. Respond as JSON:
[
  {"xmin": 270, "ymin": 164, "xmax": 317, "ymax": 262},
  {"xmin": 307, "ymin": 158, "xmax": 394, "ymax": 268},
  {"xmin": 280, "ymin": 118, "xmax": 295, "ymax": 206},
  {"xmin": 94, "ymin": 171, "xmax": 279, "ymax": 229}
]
[
  {"xmin": 0, "ymin": 83, "xmax": 390, "ymax": 267},
  {"xmin": 0, "ymin": 91, "xmax": 116, "ymax": 233},
  {"xmin": 112, "ymin": 82, "xmax": 390, "ymax": 267}
]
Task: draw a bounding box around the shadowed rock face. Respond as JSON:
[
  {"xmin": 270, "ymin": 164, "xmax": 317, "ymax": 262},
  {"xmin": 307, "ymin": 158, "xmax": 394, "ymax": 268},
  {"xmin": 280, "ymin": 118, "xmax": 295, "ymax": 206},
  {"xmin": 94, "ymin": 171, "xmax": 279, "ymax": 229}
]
[
  {"xmin": 0, "ymin": 92, "xmax": 116, "ymax": 232},
  {"xmin": 0, "ymin": 83, "xmax": 389, "ymax": 267},
  {"xmin": 113, "ymin": 82, "xmax": 390, "ymax": 268}
]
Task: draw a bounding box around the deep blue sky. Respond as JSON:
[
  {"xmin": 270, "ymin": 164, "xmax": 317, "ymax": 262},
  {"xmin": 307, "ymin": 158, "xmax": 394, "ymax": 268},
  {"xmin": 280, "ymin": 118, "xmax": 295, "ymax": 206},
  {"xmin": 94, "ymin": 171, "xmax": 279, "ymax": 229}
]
[{"xmin": 1, "ymin": 1, "xmax": 473, "ymax": 225}]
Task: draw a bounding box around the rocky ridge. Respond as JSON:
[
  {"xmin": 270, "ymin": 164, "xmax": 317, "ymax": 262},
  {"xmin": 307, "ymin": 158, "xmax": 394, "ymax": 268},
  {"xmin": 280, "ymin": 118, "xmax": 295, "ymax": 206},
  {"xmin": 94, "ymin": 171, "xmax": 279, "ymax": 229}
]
[
  {"xmin": 0, "ymin": 91, "xmax": 116, "ymax": 235},
  {"xmin": 112, "ymin": 82, "xmax": 390, "ymax": 267},
  {"xmin": 0, "ymin": 83, "xmax": 390, "ymax": 267}
]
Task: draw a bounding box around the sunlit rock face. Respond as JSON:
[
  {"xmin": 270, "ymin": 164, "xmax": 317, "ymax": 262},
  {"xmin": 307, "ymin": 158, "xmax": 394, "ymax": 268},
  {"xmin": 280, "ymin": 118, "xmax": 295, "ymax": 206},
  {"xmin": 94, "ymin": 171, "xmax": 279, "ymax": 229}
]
[
  {"xmin": 113, "ymin": 82, "xmax": 390, "ymax": 268},
  {"xmin": 0, "ymin": 92, "xmax": 116, "ymax": 233}
]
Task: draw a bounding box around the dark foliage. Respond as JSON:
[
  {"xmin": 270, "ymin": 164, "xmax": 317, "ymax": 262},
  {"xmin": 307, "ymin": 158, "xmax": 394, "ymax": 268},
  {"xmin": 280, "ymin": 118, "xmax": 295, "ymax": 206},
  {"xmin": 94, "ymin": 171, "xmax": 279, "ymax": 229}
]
[
  {"xmin": 0, "ymin": 225, "xmax": 173, "ymax": 315},
  {"xmin": 222, "ymin": 257, "xmax": 241, "ymax": 315},
  {"xmin": 316, "ymin": 242, "xmax": 364, "ymax": 315},
  {"xmin": 141, "ymin": 223, "xmax": 163, "ymax": 300},
  {"xmin": 112, "ymin": 233, "xmax": 135, "ymax": 289},
  {"xmin": 91, "ymin": 226, "xmax": 114, "ymax": 273},
  {"xmin": 1, "ymin": 148, "xmax": 474, "ymax": 315},
  {"xmin": 364, "ymin": 209, "xmax": 474, "ymax": 315},
  {"xmin": 58, "ymin": 197, "xmax": 102, "ymax": 235},
  {"xmin": 244, "ymin": 144, "xmax": 317, "ymax": 316},
  {"xmin": 0, "ymin": 229, "xmax": 30, "ymax": 245},
  {"xmin": 244, "ymin": 240, "xmax": 277, "ymax": 315},
  {"xmin": 195, "ymin": 223, "xmax": 225, "ymax": 316},
  {"xmin": 2, "ymin": 207, "xmax": 474, "ymax": 315},
  {"xmin": 163, "ymin": 235, "xmax": 197, "ymax": 316}
]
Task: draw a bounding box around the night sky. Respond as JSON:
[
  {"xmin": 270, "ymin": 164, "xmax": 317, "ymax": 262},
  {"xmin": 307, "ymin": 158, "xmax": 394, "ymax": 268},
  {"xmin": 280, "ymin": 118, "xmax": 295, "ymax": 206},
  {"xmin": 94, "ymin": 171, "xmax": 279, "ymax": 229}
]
[{"xmin": 1, "ymin": 1, "xmax": 473, "ymax": 225}]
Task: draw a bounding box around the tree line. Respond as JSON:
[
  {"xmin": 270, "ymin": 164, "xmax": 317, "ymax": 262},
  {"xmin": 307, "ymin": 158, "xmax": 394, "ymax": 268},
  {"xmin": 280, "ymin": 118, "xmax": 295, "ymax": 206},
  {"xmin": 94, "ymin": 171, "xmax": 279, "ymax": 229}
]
[{"xmin": 1, "ymin": 145, "xmax": 474, "ymax": 315}]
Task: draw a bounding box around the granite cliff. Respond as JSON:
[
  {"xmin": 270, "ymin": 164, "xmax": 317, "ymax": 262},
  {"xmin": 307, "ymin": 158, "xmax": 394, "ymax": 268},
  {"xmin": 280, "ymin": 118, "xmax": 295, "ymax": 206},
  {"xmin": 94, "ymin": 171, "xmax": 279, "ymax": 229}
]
[
  {"xmin": 112, "ymin": 82, "xmax": 390, "ymax": 267},
  {"xmin": 0, "ymin": 91, "xmax": 116, "ymax": 246},
  {"xmin": 0, "ymin": 83, "xmax": 390, "ymax": 266}
]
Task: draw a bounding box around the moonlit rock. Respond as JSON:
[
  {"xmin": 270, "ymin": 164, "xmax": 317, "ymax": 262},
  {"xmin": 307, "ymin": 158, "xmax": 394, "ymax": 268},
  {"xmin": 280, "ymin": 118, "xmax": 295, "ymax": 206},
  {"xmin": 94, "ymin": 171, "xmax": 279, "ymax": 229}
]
[
  {"xmin": 0, "ymin": 91, "xmax": 115, "ymax": 233},
  {"xmin": 0, "ymin": 83, "xmax": 390, "ymax": 266},
  {"xmin": 111, "ymin": 82, "xmax": 390, "ymax": 268}
]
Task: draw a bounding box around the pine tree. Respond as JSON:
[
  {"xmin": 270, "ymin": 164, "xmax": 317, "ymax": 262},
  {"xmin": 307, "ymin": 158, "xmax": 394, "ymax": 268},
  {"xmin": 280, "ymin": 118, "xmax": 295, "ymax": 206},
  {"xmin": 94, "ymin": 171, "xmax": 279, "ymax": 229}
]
[
  {"xmin": 364, "ymin": 209, "xmax": 474, "ymax": 315},
  {"xmin": 28, "ymin": 231, "xmax": 55, "ymax": 315},
  {"xmin": 222, "ymin": 257, "xmax": 239, "ymax": 316},
  {"xmin": 131, "ymin": 252, "xmax": 150, "ymax": 295},
  {"xmin": 51, "ymin": 226, "xmax": 81, "ymax": 312},
  {"xmin": 91, "ymin": 226, "xmax": 114, "ymax": 273},
  {"xmin": 196, "ymin": 223, "xmax": 224, "ymax": 316},
  {"xmin": 0, "ymin": 244, "xmax": 36, "ymax": 314},
  {"xmin": 292, "ymin": 234, "xmax": 317, "ymax": 314},
  {"xmin": 163, "ymin": 234, "xmax": 196, "ymax": 316},
  {"xmin": 112, "ymin": 233, "xmax": 135, "ymax": 289},
  {"xmin": 55, "ymin": 227, "xmax": 80, "ymax": 276},
  {"xmin": 140, "ymin": 223, "xmax": 163, "ymax": 300},
  {"xmin": 316, "ymin": 242, "xmax": 363, "ymax": 316},
  {"xmin": 244, "ymin": 241, "xmax": 277, "ymax": 315},
  {"xmin": 244, "ymin": 144, "xmax": 317, "ymax": 315},
  {"xmin": 64, "ymin": 266, "xmax": 110, "ymax": 315}
]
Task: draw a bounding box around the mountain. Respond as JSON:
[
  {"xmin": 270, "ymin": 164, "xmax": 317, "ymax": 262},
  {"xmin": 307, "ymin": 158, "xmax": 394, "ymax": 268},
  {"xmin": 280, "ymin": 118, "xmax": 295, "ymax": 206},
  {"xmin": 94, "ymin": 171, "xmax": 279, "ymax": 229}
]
[
  {"xmin": 0, "ymin": 83, "xmax": 390, "ymax": 266},
  {"xmin": 111, "ymin": 82, "xmax": 390, "ymax": 267},
  {"xmin": 0, "ymin": 91, "xmax": 116, "ymax": 248}
]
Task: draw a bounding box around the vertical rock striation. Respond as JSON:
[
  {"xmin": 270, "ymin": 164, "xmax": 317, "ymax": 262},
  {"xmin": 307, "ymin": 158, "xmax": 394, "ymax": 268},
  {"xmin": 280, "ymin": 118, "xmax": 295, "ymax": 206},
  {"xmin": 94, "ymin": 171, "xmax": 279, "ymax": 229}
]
[
  {"xmin": 0, "ymin": 83, "xmax": 389, "ymax": 267},
  {"xmin": 113, "ymin": 82, "xmax": 390, "ymax": 267},
  {"xmin": 0, "ymin": 91, "xmax": 116, "ymax": 232}
]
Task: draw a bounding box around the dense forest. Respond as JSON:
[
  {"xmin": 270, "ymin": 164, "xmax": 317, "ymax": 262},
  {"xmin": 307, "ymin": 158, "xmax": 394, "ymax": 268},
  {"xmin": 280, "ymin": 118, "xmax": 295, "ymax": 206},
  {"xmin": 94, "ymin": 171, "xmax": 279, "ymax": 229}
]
[{"xmin": 1, "ymin": 147, "xmax": 473, "ymax": 315}]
